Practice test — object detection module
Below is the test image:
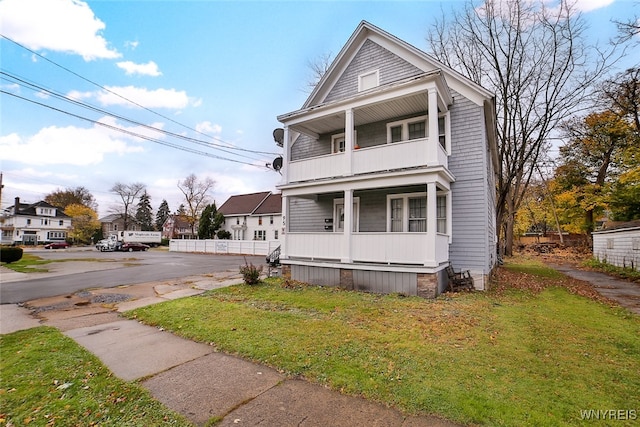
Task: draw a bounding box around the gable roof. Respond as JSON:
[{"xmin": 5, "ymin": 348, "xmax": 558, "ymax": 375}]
[
  {"xmin": 303, "ymin": 20, "xmax": 493, "ymax": 109},
  {"xmin": 13, "ymin": 200, "xmax": 70, "ymax": 218},
  {"xmin": 218, "ymin": 191, "xmax": 271, "ymax": 216},
  {"xmin": 253, "ymin": 193, "xmax": 282, "ymax": 215}
]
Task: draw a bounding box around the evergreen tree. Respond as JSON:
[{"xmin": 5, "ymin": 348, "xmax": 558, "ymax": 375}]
[
  {"xmin": 198, "ymin": 203, "xmax": 225, "ymax": 239},
  {"xmin": 155, "ymin": 199, "xmax": 170, "ymax": 231},
  {"xmin": 135, "ymin": 191, "xmax": 154, "ymax": 231}
]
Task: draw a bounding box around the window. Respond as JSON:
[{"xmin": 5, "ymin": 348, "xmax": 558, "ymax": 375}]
[
  {"xmin": 331, "ymin": 133, "xmax": 346, "ymax": 153},
  {"xmin": 236, "ymin": 217, "xmax": 240, "ymax": 225},
  {"xmin": 390, "ymin": 198, "xmax": 403, "ymax": 232},
  {"xmin": 437, "ymin": 195, "xmax": 447, "ymax": 233},
  {"xmin": 270, "ymin": 215, "xmax": 274, "ymax": 225},
  {"xmin": 438, "ymin": 116, "xmax": 446, "ymax": 148},
  {"xmin": 408, "ymin": 121, "xmax": 426, "ymax": 140},
  {"xmin": 408, "ymin": 197, "xmax": 426, "ymax": 232},
  {"xmin": 358, "ymin": 69, "xmax": 379, "ymax": 92},
  {"xmin": 274, "ymin": 230, "xmax": 279, "ymax": 240},
  {"xmin": 607, "ymin": 239, "xmax": 614, "ymax": 249},
  {"xmin": 59, "ymin": 220, "xmax": 64, "ymax": 226},
  {"xmin": 388, "ymin": 193, "xmax": 426, "ymax": 233},
  {"xmin": 26, "ymin": 219, "xmax": 31, "ymax": 225},
  {"xmin": 258, "ymin": 216, "xmax": 263, "ymax": 225},
  {"xmin": 254, "ymin": 230, "xmax": 266, "ymax": 241},
  {"xmin": 386, "ymin": 115, "xmax": 427, "ymax": 143},
  {"xmin": 633, "ymin": 237, "xmax": 640, "ymax": 251}
]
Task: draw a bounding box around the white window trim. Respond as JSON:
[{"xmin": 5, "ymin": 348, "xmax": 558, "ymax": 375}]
[
  {"xmin": 386, "ymin": 115, "xmax": 427, "ymax": 143},
  {"xmin": 331, "ymin": 133, "xmax": 345, "ymax": 153},
  {"xmin": 386, "ymin": 192, "xmax": 427, "ymax": 232},
  {"xmin": 333, "ymin": 197, "xmax": 360, "ymax": 232},
  {"xmin": 358, "ymin": 69, "xmax": 380, "ymax": 92}
]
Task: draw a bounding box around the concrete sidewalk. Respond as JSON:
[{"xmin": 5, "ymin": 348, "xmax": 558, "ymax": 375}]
[{"xmin": 1, "ymin": 271, "xmax": 459, "ymax": 427}]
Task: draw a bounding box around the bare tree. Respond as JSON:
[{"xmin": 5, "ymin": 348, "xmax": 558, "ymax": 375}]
[
  {"xmin": 177, "ymin": 174, "xmax": 215, "ymax": 237},
  {"xmin": 304, "ymin": 51, "xmax": 334, "ymax": 93},
  {"xmin": 110, "ymin": 182, "xmax": 146, "ymax": 231},
  {"xmin": 427, "ymin": 0, "xmax": 624, "ymax": 255}
]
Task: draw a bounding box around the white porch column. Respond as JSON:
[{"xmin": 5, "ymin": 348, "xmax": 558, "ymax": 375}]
[
  {"xmin": 427, "ymin": 88, "xmax": 439, "ymax": 165},
  {"xmin": 282, "ymin": 126, "xmax": 290, "ymax": 184},
  {"xmin": 281, "ymin": 194, "xmax": 288, "ymax": 260},
  {"xmin": 342, "ymin": 188, "xmax": 353, "ymax": 263},
  {"xmin": 345, "ymin": 108, "xmax": 354, "ymax": 176},
  {"xmin": 425, "ymin": 181, "xmax": 437, "ymax": 267}
]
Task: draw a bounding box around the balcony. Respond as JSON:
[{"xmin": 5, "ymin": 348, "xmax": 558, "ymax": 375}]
[
  {"xmin": 285, "ymin": 231, "xmax": 449, "ymax": 267},
  {"xmin": 288, "ymin": 137, "xmax": 447, "ymax": 183}
]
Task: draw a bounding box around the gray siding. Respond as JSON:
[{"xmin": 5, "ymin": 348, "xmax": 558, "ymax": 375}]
[
  {"xmin": 325, "ymin": 40, "xmax": 423, "ymax": 103},
  {"xmin": 291, "ymin": 133, "xmax": 330, "ymax": 161},
  {"xmin": 292, "ymin": 265, "xmax": 340, "ymax": 286},
  {"xmin": 448, "ymin": 92, "xmax": 493, "ymax": 275},
  {"xmin": 354, "ymin": 270, "xmax": 417, "ymax": 295},
  {"xmin": 288, "ymin": 196, "xmax": 334, "ymax": 232}
]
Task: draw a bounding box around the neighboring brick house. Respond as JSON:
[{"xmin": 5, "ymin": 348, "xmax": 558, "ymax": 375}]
[
  {"xmin": 276, "ymin": 21, "xmax": 498, "ymax": 297},
  {"xmin": 1, "ymin": 197, "xmax": 71, "ymax": 245},
  {"xmin": 162, "ymin": 215, "xmax": 197, "ymax": 239},
  {"xmin": 218, "ymin": 192, "xmax": 282, "ymax": 241}
]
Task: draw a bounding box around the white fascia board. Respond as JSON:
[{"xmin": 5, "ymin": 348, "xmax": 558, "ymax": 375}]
[{"xmin": 278, "ymin": 167, "xmax": 456, "ymax": 197}]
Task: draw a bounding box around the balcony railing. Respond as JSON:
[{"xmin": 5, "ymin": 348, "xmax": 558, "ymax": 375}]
[
  {"xmin": 288, "ymin": 137, "xmax": 447, "ymax": 183},
  {"xmin": 285, "ymin": 231, "xmax": 449, "ymax": 266}
]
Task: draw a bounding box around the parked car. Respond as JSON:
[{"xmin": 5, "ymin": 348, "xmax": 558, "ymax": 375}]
[
  {"xmin": 119, "ymin": 242, "xmax": 149, "ymax": 252},
  {"xmin": 44, "ymin": 242, "xmax": 70, "ymax": 249}
]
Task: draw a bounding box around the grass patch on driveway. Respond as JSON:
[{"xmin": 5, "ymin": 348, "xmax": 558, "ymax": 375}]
[
  {"xmin": 0, "ymin": 326, "xmax": 192, "ymax": 426},
  {"xmin": 126, "ymin": 258, "xmax": 640, "ymax": 426}
]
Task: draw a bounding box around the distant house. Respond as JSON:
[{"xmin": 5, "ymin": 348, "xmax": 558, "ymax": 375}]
[
  {"xmin": 276, "ymin": 21, "xmax": 498, "ymax": 297},
  {"xmin": 218, "ymin": 192, "xmax": 282, "ymax": 241},
  {"xmin": 162, "ymin": 215, "xmax": 197, "ymax": 240},
  {"xmin": 1, "ymin": 197, "xmax": 71, "ymax": 245},
  {"xmin": 592, "ymin": 220, "xmax": 640, "ymax": 271},
  {"xmin": 98, "ymin": 214, "xmax": 141, "ymax": 237}
]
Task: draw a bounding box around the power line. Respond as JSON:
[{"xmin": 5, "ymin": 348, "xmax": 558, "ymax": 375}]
[
  {"xmin": 0, "ymin": 33, "xmax": 280, "ymax": 157},
  {"xmin": 0, "ymin": 70, "xmax": 272, "ymax": 162},
  {"xmin": 1, "ymin": 89, "xmax": 270, "ymax": 168}
]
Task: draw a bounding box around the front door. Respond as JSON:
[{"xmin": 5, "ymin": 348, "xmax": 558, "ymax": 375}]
[{"xmin": 334, "ymin": 198, "xmax": 359, "ymax": 232}]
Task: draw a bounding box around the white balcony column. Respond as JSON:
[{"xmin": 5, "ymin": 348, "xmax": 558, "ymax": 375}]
[
  {"xmin": 282, "ymin": 126, "xmax": 290, "ymax": 184},
  {"xmin": 425, "ymin": 181, "xmax": 438, "ymax": 267},
  {"xmin": 345, "ymin": 108, "xmax": 354, "ymax": 176},
  {"xmin": 342, "ymin": 188, "xmax": 353, "ymax": 263},
  {"xmin": 427, "ymin": 88, "xmax": 439, "ymax": 165},
  {"xmin": 281, "ymin": 194, "xmax": 288, "ymax": 260}
]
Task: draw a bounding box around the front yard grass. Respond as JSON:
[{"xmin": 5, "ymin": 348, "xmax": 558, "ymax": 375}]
[
  {"xmin": 0, "ymin": 326, "xmax": 192, "ymax": 426},
  {"xmin": 126, "ymin": 257, "xmax": 640, "ymax": 426}
]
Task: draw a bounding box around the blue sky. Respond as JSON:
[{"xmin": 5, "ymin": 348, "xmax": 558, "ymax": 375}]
[{"xmin": 0, "ymin": 0, "xmax": 636, "ymax": 217}]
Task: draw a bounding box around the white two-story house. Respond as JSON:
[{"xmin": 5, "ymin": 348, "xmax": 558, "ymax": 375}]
[
  {"xmin": 1, "ymin": 197, "xmax": 71, "ymax": 245},
  {"xmin": 218, "ymin": 192, "xmax": 282, "ymax": 241},
  {"xmin": 276, "ymin": 21, "xmax": 498, "ymax": 297}
]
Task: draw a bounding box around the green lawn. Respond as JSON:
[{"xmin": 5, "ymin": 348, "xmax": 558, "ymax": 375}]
[
  {"xmin": 0, "ymin": 327, "xmax": 192, "ymax": 426},
  {"xmin": 126, "ymin": 259, "xmax": 640, "ymax": 426}
]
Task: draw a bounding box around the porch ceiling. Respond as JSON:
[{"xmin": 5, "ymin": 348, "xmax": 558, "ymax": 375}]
[{"xmin": 291, "ymin": 92, "xmax": 429, "ymax": 137}]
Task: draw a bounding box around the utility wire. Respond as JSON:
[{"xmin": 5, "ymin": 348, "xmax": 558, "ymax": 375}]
[
  {"xmin": 1, "ymin": 89, "xmax": 270, "ymax": 169},
  {"xmin": 0, "ymin": 34, "xmax": 280, "ymax": 157},
  {"xmin": 1, "ymin": 70, "xmax": 269, "ymax": 162}
]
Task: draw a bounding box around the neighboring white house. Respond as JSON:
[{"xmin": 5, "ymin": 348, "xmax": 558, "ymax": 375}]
[
  {"xmin": 218, "ymin": 192, "xmax": 282, "ymax": 241},
  {"xmin": 593, "ymin": 220, "xmax": 640, "ymax": 271},
  {"xmin": 276, "ymin": 21, "xmax": 499, "ymax": 297},
  {"xmin": 1, "ymin": 197, "xmax": 71, "ymax": 245}
]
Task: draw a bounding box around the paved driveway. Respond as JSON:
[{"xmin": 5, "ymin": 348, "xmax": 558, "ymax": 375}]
[{"xmin": 0, "ymin": 247, "xmax": 266, "ymax": 304}]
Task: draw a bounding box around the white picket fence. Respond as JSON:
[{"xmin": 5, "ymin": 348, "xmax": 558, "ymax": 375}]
[{"xmin": 169, "ymin": 239, "xmax": 280, "ymax": 256}]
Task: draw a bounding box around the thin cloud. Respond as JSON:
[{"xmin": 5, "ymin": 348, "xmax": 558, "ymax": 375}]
[
  {"xmin": 99, "ymin": 86, "xmax": 192, "ymax": 109},
  {"xmin": 0, "ymin": 121, "xmax": 145, "ymax": 166},
  {"xmin": 571, "ymin": 0, "xmax": 615, "ymax": 12},
  {"xmin": 0, "ymin": 0, "xmax": 120, "ymax": 61},
  {"xmin": 117, "ymin": 61, "xmax": 162, "ymax": 77},
  {"xmin": 195, "ymin": 121, "xmax": 222, "ymax": 135}
]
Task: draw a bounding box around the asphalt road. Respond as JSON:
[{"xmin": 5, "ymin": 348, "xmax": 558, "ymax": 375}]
[{"xmin": 0, "ymin": 248, "xmax": 266, "ymax": 304}]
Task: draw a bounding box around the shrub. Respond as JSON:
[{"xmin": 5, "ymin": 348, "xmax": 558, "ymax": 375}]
[
  {"xmin": 239, "ymin": 258, "xmax": 263, "ymax": 285},
  {"xmin": 217, "ymin": 230, "xmax": 232, "ymax": 240},
  {"xmin": 0, "ymin": 246, "xmax": 24, "ymax": 264}
]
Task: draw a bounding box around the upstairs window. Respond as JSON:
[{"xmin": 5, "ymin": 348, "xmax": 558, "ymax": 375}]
[
  {"xmin": 386, "ymin": 115, "xmax": 427, "ymax": 143},
  {"xmin": 258, "ymin": 216, "xmax": 263, "ymax": 225},
  {"xmin": 331, "ymin": 133, "xmax": 346, "ymax": 153},
  {"xmin": 358, "ymin": 69, "xmax": 379, "ymax": 92}
]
